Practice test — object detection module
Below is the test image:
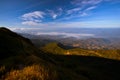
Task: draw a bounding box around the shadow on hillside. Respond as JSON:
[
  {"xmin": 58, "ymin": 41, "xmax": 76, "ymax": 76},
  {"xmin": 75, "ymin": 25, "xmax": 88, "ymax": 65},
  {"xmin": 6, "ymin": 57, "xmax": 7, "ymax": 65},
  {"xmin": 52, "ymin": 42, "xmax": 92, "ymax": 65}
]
[{"xmin": 45, "ymin": 54, "xmax": 120, "ymax": 80}]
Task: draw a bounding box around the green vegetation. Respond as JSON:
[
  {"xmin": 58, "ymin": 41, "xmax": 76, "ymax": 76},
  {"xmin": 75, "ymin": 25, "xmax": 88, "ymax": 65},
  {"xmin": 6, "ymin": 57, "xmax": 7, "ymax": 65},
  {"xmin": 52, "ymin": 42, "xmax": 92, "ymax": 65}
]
[
  {"xmin": 40, "ymin": 42, "xmax": 120, "ymax": 60},
  {"xmin": 41, "ymin": 42, "xmax": 65, "ymax": 55}
]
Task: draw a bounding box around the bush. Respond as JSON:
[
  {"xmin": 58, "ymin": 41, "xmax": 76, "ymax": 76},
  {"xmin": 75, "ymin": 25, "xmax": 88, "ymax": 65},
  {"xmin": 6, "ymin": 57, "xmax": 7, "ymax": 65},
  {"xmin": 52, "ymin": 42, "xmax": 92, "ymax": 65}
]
[
  {"xmin": 0, "ymin": 66, "xmax": 5, "ymax": 73},
  {"xmin": 2, "ymin": 64, "xmax": 57, "ymax": 80}
]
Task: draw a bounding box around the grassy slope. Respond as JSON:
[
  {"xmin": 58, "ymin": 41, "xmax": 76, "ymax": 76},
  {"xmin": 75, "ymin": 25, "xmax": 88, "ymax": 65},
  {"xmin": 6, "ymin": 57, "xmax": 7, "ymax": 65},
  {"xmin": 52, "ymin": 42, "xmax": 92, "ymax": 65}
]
[
  {"xmin": 40, "ymin": 42, "xmax": 120, "ymax": 60},
  {"xmin": 40, "ymin": 42, "xmax": 120, "ymax": 80},
  {"xmin": 0, "ymin": 28, "xmax": 88, "ymax": 80},
  {"xmin": 0, "ymin": 28, "xmax": 57, "ymax": 80}
]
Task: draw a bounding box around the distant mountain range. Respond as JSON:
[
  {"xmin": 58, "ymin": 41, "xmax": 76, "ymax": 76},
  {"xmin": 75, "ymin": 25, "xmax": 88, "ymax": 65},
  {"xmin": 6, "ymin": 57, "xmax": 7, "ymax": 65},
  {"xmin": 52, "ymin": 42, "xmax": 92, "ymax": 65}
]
[
  {"xmin": 0, "ymin": 27, "xmax": 120, "ymax": 80},
  {"xmin": 20, "ymin": 33, "xmax": 120, "ymax": 49}
]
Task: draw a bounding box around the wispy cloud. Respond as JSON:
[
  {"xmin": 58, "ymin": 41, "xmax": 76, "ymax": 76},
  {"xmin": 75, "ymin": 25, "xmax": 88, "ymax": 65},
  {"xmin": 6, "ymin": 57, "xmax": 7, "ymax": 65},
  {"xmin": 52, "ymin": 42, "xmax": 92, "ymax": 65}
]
[
  {"xmin": 47, "ymin": 8, "xmax": 63, "ymax": 19},
  {"xmin": 71, "ymin": 0, "xmax": 103, "ymax": 6},
  {"xmin": 22, "ymin": 11, "xmax": 45, "ymax": 20},
  {"xmin": 67, "ymin": 7, "xmax": 82, "ymax": 15},
  {"xmin": 21, "ymin": 8, "xmax": 63, "ymax": 26},
  {"xmin": 21, "ymin": 21, "xmax": 40, "ymax": 26},
  {"xmin": 71, "ymin": 0, "xmax": 114, "ymax": 6},
  {"xmin": 81, "ymin": 0, "xmax": 102, "ymax": 5},
  {"xmin": 79, "ymin": 12, "xmax": 88, "ymax": 17},
  {"xmin": 66, "ymin": 0, "xmax": 111, "ymax": 18},
  {"xmin": 10, "ymin": 27, "xmax": 42, "ymax": 31},
  {"xmin": 78, "ymin": 6, "xmax": 97, "ymax": 16},
  {"xmin": 61, "ymin": 6, "xmax": 96, "ymax": 21},
  {"xmin": 36, "ymin": 32, "xmax": 95, "ymax": 38},
  {"xmin": 57, "ymin": 8, "xmax": 63, "ymax": 15},
  {"xmin": 21, "ymin": 11, "xmax": 45, "ymax": 26},
  {"xmin": 21, "ymin": 20, "xmax": 120, "ymax": 28},
  {"xmin": 85, "ymin": 6, "xmax": 97, "ymax": 11},
  {"xmin": 47, "ymin": 10, "xmax": 58, "ymax": 19}
]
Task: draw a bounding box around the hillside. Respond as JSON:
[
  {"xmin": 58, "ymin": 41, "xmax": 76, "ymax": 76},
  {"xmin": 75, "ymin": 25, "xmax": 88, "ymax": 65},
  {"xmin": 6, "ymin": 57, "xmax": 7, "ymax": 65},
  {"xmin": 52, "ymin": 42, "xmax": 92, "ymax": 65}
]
[
  {"xmin": 0, "ymin": 27, "xmax": 120, "ymax": 80},
  {"xmin": 0, "ymin": 27, "xmax": 50, "ymax": 65},
  {"xmin": 40, "ymin": 42, "xmax": 120, "ymax": 60},
  {"xmin": 0, "ymin": 27, "xmax": 58, "ymax": 80},
  {"xmin": 0, "ymin": 27, "xmax": 37, "ymax": 59}
]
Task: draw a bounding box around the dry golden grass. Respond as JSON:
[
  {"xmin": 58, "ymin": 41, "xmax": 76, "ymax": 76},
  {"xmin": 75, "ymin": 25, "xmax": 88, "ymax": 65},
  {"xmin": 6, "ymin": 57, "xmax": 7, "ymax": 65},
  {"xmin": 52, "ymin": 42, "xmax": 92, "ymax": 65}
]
[
  {"xmin": 2, "ymin": 64, "xmax": 57, "ymax": 80},
  {"xmin": 0, "ymin": 66, "xmax": 5, "ymax": 73}
]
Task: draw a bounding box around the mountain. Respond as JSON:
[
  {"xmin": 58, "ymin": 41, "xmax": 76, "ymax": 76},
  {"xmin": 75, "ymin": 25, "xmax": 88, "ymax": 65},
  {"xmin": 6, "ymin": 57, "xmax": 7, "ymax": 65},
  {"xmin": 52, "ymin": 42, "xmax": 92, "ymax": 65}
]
[
  {"xmin": 0, "ymin": 27, "xmax": 58, "ymax": 80},
  {"xmin": 21, "ymin": 33, "xmax": 120, "ymax": 49},
  {"xmin": 0, "ymin": 27, "xmax": 37, "ymax": 59},
  {"xmin": 0, "ymin": 27, "xmax": 50, "ymax": 65},
  {"xmin": 0, "ymin": 27, "xmax": 120, "ymax": 80}
]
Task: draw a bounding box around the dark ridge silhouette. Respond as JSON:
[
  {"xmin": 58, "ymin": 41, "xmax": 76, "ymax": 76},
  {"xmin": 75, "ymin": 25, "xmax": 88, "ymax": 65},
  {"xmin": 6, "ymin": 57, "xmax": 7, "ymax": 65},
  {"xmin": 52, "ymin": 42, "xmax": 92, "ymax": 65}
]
[
  {"xmin": 0, "ymin": 27, "xmax": 33, "ymax": 45},
  {"xmin": 0, "ymin": 27, "xmax": 41, "ymax": 61}
]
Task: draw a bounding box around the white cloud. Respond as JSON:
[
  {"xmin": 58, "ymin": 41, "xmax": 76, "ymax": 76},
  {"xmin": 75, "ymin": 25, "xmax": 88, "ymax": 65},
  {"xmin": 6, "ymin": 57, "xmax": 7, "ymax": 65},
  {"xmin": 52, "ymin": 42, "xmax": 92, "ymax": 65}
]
[
  {"xmin": 10, "ymin": 27, "xmax": 41, "ymax": 31},
  {"xmin": 67, "ymin": 7, "xmax": 82, "ymax": 14},
  {"xmin": 36, "ymin": 21, "xmax": 120, "ymax": 28},
  {"xmin": 71, "ymin": 0, "xmax": 103, "ymax": 6},
  {"xmin": 47, "ymin": 8, "xmax": 63, "ymax": 19},
  {"xmin": 53, "ymin": 14, "xmax": 58, "ymax": 19},
  {"xmin": 69, "ymin": 0, "xmax": 113, "ymax": 17},
  {"xmin": 47, "ymin": 10, "xmax": 58, "ymax": 19},
  {"xmin": 20, "ymin": 20, "xmax": 84, "ymax": 28},
  {"xmin": 22, "ymin": 11, "xmax": 45, "ymax": 20},
  {"xmin": 66, "ymin": 1, "xmax": 99, "ymax": 18},
  {"xmin": 22, "ymin": 21, "xmax": 39, "ymax": 26},
  {"xmin": 77, "ymin": 6, "xmax": 96, "ymax": 17},
  {"xmin": 82, "ymin": 0, "xmax": 102, "ymax": 5},
  {"xmin": 21, "ymin": 11, "xmax": 45, "ymax": 26},
  {"xmin": 71, "ymin": 0, "xmax": 113, "ymax": 6},
  {"xmin": 36, "ymin": 32, "xmax": 95, "ymax": 38},
  {"xmin": 79, "ymin": 12, "xmax": 88, "ymax": 17},
  {"xmin": 85, "ymin": 6, "xmax": 97, "ymax": 11},
  {"xmin": 58, "ymin": 8, "xmax": 63, "ymax": 15}
]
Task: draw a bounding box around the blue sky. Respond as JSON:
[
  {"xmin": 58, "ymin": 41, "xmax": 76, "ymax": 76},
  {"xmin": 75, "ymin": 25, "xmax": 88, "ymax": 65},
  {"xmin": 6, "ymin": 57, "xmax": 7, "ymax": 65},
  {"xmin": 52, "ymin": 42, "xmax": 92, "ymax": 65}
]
[{"xmin": 0, "ymin": 0, "xmax": 120, "ymax": 31}]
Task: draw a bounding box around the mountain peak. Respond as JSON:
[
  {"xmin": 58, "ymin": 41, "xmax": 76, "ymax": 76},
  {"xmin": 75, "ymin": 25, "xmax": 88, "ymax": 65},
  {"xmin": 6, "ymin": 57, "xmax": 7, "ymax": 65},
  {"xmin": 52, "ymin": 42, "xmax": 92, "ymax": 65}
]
[
  {"xmin": 0, "ymin": 27, "xmax": 12, "ymax": 32},
  {"xmin": 0, "ymin": 27, "xmax": 20, "ymax": 36}
]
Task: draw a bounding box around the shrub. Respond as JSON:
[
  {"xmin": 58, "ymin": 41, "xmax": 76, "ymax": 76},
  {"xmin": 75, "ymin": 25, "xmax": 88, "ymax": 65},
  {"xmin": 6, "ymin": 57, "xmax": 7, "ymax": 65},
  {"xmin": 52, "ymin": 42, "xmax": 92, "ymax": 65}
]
[
  {"xmin": 0, "ymin": 66, "xmax": 5, "ymax": 73},
  {"xmin": 2, "ymin": 64, "xmax": 57, "ymax": 80}
]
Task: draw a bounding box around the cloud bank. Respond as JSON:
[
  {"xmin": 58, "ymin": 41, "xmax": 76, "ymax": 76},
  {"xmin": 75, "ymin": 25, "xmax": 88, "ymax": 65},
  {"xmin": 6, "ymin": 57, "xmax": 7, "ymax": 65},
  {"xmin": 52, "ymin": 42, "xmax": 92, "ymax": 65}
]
[
  {"xmin": 10, "ymin": 27, "xmax": 95, "ymax": 38},
  {"xmin": 36, "ymin": 32, "xmax": 95, "ymax": 38}
]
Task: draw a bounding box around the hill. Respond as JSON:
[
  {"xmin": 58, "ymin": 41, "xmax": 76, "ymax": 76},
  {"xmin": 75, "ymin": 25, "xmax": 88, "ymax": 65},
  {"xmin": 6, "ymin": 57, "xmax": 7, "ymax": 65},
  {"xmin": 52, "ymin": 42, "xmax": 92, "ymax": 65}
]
[
  {"xmin": 0, "ymin": 27, "xmax": 37, "ymax": 59},
  {"xmin": 0, "ymin": 27, "xmax": 58, "ymax": 80},
  {"xmin": 40, "ymin": 42, "xmax": 120, "ymax": 60},
  {"xmin": 0, "ymin": 27, "xmax": 50, "ymax": 65}
]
